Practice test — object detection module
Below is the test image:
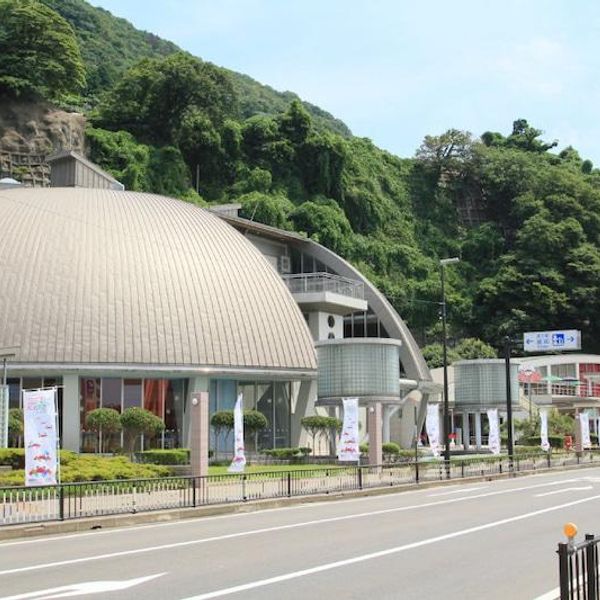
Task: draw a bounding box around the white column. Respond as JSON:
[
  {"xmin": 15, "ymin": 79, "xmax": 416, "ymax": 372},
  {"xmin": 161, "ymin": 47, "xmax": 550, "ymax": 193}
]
[
  {"xmin": 62, "ymin": 374, "xmax": 80, "ymax": 451},
  {"xmin": 475, "ymin": 411, "xmax": 482, "ymax": 449},
  {"xmin": 382, "ymin": 405, "xmax": 392, "ymax": 443},
  {"xmin": 367, "ymin": 402, "xmax": 383, "ymax": 466},
  {"xmin": 462, "ymin": 412, "xmax": 470, "ymax": 449}
]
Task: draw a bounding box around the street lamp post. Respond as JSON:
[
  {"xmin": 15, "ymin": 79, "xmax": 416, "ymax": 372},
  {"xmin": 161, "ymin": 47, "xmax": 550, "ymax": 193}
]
[{"xmin": 440, "ymin": 257, "xmax": 460, "ymax": 467}]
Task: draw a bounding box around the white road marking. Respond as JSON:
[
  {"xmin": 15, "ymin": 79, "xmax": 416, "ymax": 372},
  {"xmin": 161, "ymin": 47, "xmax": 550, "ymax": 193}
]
[
  {"xmin": 428, "ymin": 486, "xmax": 488, "ymax": 497},
  {"xmin": 535, "ymin": 486, "xmax": 593, "ymax": 497},
  {"xmin": 0, "ymin": 470, "xmax": 589, "ymax": 548},
  {"xmin": 178, "ymin": 495, "xmax": 600, "ymax": 600},
  {"xmin": 0, "ymin": 573, "xmax": 165, "ymax": 600},
  {"xmin": 0, "ymin": 477, "xmax": 594, "ymax": 576}
]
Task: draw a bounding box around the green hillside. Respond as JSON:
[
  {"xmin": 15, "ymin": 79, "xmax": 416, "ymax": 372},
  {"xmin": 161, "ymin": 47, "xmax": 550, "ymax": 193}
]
[{"xmin": 2, "ymin": 0, "xmax": 599, "ymax": 357}]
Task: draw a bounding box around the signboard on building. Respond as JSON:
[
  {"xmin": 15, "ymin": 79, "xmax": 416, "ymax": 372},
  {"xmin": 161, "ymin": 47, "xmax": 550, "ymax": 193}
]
[
  {"xmin": 523, "ymin": 330, "xmax": 581, "ymax": 353},
  {"xmin": 0, "ymin": 385, "xmax": 8, "ymax": 448}
]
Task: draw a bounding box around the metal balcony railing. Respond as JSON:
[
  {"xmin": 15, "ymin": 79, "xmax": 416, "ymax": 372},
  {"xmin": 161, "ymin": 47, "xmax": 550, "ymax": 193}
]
[{"xmin": 282, "ymin": 272, "xmax": 365, "ymax": 300}]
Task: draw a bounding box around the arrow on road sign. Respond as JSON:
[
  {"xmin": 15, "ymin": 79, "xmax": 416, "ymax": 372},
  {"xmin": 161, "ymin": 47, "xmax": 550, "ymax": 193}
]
[{"xmin": 0, "ymin": 573, "xmax": 166, "ymax": 600}]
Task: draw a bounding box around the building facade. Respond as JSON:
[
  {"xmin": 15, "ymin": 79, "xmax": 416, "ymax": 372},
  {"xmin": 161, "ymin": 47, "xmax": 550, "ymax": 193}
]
[{"xmin": 1, "ymin": 179, "xmax": 433, "ymax": 453}]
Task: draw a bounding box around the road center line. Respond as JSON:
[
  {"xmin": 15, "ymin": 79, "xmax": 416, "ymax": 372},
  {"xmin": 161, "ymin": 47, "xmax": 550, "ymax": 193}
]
[
  {"xmin": 428, "ymin": 486, "xmax": 488, "ymax": 497},
  {"xmin": 179, "ymin": 494, "xmax": 600, "ymax": 600},
  {"xmin": 0, "ymin": 477, "xmax": 591, "ymax": 576},
  {"xmin": 535, "ymin": 486, "xmax": 593, "ymax": 497}
]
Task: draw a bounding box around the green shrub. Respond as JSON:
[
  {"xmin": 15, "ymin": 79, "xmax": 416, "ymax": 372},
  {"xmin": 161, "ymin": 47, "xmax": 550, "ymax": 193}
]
[
  {"xmin": 120, "ymin": 407, "xmax": 165, "ymax": 454},
  {"xmin": 136, "ymin": 449, "xmax": 190, "ymax": 465},
  {"xmin": 520, "ymin": 435, "xmax": 564, "ymax": 449},
  {"xmin": 86, "ymin": 408, "xmax": 122, "ymax": 453},
  {"xmin": 382, "ymin": 442, "xmax": 401, "ymax": 455},
  {"xmin": 359, "ymin": 443, "xmax": 369, "ymax": 454},
  {"xmin": 262, "ymin": 447, "xmax": 312, "ymax": 459},
  {"xmin": 0, "ymin": 448, "xmax": 25, "ymax": 469},
  {"xmin": 0, "ymin": 453, "xmax": 169, "ymax": 487},
  {"xmin": 8, "ymin": 408, "xmax": 23, "ymax": 445}
]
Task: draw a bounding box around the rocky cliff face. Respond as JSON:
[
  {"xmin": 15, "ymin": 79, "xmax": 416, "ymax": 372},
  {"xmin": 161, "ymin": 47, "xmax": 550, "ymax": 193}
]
[{"xmin": 0, "ymin": 100, "xmax": 87, "ymax": 185}]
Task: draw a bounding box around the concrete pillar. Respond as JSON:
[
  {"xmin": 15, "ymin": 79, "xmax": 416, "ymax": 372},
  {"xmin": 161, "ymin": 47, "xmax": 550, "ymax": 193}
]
[
  {"xmin": 290, "ymin": 380, "xmax": 315, "ymax": 447},
  {"xmin": 383, "ymin": 405, "xmax": 399, "ymax": 443},
  {"xmin": 462, "ymin": 412, "xmax": 470, "ymax": 450},
  {"xmin": 368, "ymin": 402, "xmax": 383, "ymax": 466},
  {"xmin": 190, "ymin": 391, "xmax": 209, "ymax": 478},
  {"xmin": 475, "ymin": 411, "xmax": 482, "ymax": 449},
  {"xmin": 62, "ymin": 374, "xmax": 79, "ymax": 451},
  {"xmin": 328, "ymin": 406, "xmax": 338, "ymax": 455}
]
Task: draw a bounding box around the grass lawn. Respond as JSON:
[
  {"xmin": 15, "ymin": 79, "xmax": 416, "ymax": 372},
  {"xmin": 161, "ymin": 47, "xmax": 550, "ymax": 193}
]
[{"xmin": 208, "ymin": 463, "xmax": 345, "ymax": 475}]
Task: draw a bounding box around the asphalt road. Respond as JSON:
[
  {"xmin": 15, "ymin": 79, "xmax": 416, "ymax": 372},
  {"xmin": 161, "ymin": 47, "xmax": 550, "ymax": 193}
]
[{"xmin": 2, "ymin": 468, "xmax": 600, "ymax": 600}]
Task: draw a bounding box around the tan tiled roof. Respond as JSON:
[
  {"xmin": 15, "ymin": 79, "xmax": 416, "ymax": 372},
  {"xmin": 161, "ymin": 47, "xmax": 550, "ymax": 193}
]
[{"xmin": 0, "ymin": 188, "xmax": 316, "ymax": 372}]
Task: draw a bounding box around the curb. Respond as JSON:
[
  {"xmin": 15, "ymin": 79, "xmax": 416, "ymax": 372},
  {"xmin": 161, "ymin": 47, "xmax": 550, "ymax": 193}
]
[{"xmin": 1, "ymin": 461, "xmax": 598, "ymax": 542}]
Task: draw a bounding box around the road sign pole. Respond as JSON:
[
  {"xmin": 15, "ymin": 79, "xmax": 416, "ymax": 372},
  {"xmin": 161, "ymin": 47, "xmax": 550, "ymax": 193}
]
[{"xmin": 504, "ymin": 336, "xmax": 515, "ymax": 467}]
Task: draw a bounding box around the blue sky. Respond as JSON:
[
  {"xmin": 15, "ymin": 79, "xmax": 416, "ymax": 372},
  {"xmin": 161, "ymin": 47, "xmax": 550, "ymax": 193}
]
[{"xmin": 93, "ymin": 1, "xmax": 600, "ymax": 164}]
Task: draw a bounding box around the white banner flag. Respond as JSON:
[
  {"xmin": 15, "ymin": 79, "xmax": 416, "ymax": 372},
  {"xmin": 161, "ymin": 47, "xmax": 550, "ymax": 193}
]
[
  {"xmin": 540, "ymin": 408, "xmax": 550, "ymax": 452},
  {"xmin": 487, "ymin": 408, "xmax": 501, "ymax": 455},
  {"xmin": 24, "ymin": 389, "xmax": 58, "ymax": 486},
  {"xmin": 228, "ymin": 393, "xmax": 246, "ymax": 473},
  {"xmin": 338, "ymin": 398, "xmax": 360, "ymax": 462},
  {"xmin": 581, "ymin": 413, "xmax": 591, "ymax": 449},
  {"xmin": 426, "ymin": 403, "xmax": 441, "ymax": 458}
]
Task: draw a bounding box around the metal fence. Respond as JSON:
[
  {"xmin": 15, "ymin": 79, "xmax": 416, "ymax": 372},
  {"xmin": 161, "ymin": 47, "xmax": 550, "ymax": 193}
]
[
  {"xmin": 558, "ymin": 533, "xmax": 600, "ymax": 600},
  {"xmin": 282, "ymin": 272, "xmax": 365, "ymax": 299},
  {"xmin": 2, "ymin": 450, "xmax": 600, "ymax": 527}
]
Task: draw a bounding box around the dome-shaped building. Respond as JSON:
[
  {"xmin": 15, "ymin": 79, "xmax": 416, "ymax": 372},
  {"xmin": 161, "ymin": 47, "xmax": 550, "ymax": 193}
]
[{"xmin": 0, "ymin": 187, "xmax": 316, "ymax": 451}]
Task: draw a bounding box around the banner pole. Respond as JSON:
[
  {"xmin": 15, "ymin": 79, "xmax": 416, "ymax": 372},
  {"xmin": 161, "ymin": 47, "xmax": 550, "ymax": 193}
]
[{"xmin": 54, "ymin": 387, "xmax": 61, "ymax": 485}]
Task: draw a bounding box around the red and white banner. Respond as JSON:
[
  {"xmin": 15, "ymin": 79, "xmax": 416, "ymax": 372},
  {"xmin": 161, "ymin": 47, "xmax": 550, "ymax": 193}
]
[
  {"xmin": 338, "ymin": 398, "xmax": 360, "ymax": 462},
  {"xmin": 426, "ymin": 403, "xmax": 441, "ymax": 458},
  {"xmin": 580, "ymin": 412, "xmax": 592, "ymax": 449},
  {"xmin": 228, "ymin": 393, "xmax": 246, "ymax": 473},
  {"xmin": 486, "ymin": 408, "xmax": 501, "ymax": 455},
  {"xmin": 24, "ymin": 389, "xmax": 58, "ymax": 486},
  {"xmin": 540, "ymin": 408, "xmax": 550, "ymax": 451}
]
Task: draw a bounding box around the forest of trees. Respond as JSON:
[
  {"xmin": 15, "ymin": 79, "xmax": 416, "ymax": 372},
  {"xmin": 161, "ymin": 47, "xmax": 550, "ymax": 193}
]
[{"xmin": 2, "ymin": 0, "xmax": 600, "ymax": 362}]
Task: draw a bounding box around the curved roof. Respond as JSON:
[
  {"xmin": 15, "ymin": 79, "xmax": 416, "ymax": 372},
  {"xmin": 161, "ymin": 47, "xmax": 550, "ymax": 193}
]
[{"xmin": 0, "ymin": 188, "xmax": 316, "ymax": 372}]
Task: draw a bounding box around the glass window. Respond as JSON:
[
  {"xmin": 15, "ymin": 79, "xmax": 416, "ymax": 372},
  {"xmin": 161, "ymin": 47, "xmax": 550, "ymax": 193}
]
[
  {"xmin": 144, "ymin": 379, "xmax": 167, "ymax": 419},
  {"xmin": 164, "ymin": 380, "xmax": 185, "ymax": 449},
  {"xmin": 22, "ymin": 377, "xmax": 42, "ymax": 390},
  {"xmin": 7, "ymin": 378, "xmax": 20, "ymax": 409},
  {"xmin": 238, "ymin": 382, "xmax": 256, "ymax": 410},
  {"xmin": 80, "ymin": 378, "xmax": 100, "ymax": 452},
  {"xmin": 256, "ymin": 383, "xmax": 273, "ymax": 450},
  {"xmin": 353, "ymin": 312, "xmax": 365, "ymax": 337},
  {"xmin": 274, "ymin": 382, "xmax": 290, "ymax": 448},
  {"xmin": 102, "ymin": 378, "xmax": 122, "ymax": 412},
  {"xmin": 123, "ymin": 379, "xmax": 142, "ymax": 409}
]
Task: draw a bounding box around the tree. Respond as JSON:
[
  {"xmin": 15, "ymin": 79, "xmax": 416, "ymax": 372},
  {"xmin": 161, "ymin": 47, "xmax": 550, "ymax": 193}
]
[
  {"xmin": 454, "ymin": 338, "xmax": 497, "ymax": 360},
  {"xmin": 98, "ymin": 52, "xmax": 237, "ymax": 145},
  {"xmin": 120, "ymin": 407, "xmax": 164, "ymax": 455},
  {"xmin": 86, "ymin": 408, "xmax": 122, "ymax": 453},
  {"xmin": 301, "ymin": 415, "xmax": 341, "ymax": 454},
  {"xmin": 8, "ymin": 408, "xmax": 23, "ymax": 447},
  {"xmin": 0, "ymin": 0, "xmax": 85, "ymax": 99},
  {"xmin": 421, "ymin": 343, "xmax": 460, "ymax": 369},
  {"xmin": 290, "ymin": 198, "xmax": 353, "ymax": 255},
  {"xmin": 243, "ymin": 410, "xmax": 268, "ymax": 451},
  {"xmin": 210, "ymin": 411, "xmax": 234, "ymax": 456}
]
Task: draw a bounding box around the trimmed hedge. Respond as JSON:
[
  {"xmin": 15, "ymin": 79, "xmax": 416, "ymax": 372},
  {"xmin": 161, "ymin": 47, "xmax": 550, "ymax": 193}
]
[
  {"xmin": 520, "ymin": 435, "xmax": 564, "ymax": 449},
  {"xmin": 136, "ymin": 449, "xmax": 190, "ymax": 465},
  {"xmin": 263, "ymin": 447, "xmax": 312, "ymax": 459},
  {"xmin": 0, "ymin": 451, "xmax": 169, "ymax": 487}
]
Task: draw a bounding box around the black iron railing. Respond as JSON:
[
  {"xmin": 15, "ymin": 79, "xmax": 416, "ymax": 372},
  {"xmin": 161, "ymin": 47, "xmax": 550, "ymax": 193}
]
[
  {"xmin": 559, "ymin": 532, "xmax": 600, "ymax": 600},
  {"xmin": 2, "ymin": 450, "xmax": 600, "ymax": 527}
]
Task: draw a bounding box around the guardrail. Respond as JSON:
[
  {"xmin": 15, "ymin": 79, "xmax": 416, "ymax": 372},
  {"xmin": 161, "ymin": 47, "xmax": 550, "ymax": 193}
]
[
  {"xmin": 2, "ymin": 450, "xmax": 600, "ymax": 527},
  {"xmin": 282, "ymin": 272, "xmax": 365, "ymax": 300}
]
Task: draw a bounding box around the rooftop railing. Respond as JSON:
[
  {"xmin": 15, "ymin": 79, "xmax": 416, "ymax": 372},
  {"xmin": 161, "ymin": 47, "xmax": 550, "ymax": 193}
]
[{"xmin": 282, "ymin": 272, "xmax": 365, "ymax": 300}]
